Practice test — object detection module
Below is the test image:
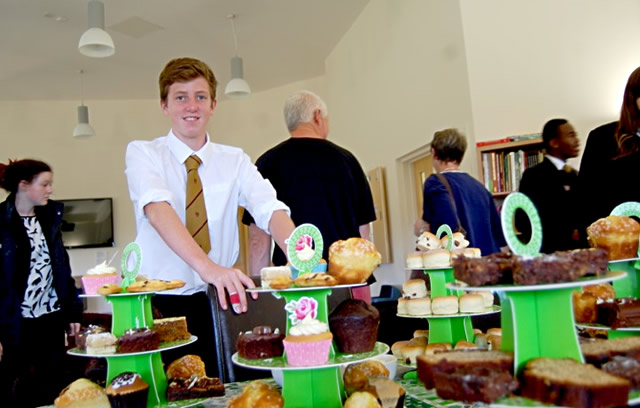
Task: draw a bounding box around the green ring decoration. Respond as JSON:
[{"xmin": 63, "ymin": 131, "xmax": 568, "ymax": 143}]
[
  {"xmin": 501, "ymin": 192, "xmax": 542, "ymax": 256},
  {"xmin": 611, "ymin": 202, "xmax": 640, "ymax": 258},
  {"xmin": 286, "ymin": 224, "xmax": 323, "ymax": 273},
  {"xmin": 611, "ymin": 202, "xmax": 640, "ymax": 218},
  {"xmin": 121, "ymin": 242, "xmax": 142, "ymax": 289},
  {"xmin": 436, "ymin": 224, "xmax": 454, "ymax": 251}
]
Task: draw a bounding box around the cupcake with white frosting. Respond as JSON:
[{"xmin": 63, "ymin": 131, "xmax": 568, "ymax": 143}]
[
  {"xmin": 81, "ymin": 261, "xmax": 119, "ymax": 295},
  {"xmin": 283, "ymin": 314, "xmax": 333, "ymax": 367}
]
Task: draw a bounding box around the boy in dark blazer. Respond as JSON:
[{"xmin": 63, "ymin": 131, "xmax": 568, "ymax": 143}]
[{"xmin": 519, "ymin": 118, "xmax": 581, "ymax": 253}]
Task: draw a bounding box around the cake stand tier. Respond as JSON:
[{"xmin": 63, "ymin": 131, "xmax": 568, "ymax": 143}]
[
  {"xmin": 231, "ymin": 342, "xmax": 388, "ymax": 371},
  {"xmin": 67, "ymin": 336, "xmax": 197, "ymax": 358},
  {"xmin": 246, "ymin": 282, "xmax": 365, "ymax": 293},
  {"xmin": 447, "ymin": 271, "xmax": 627, "ymax": 374},
  {"xmin": 396, "ymin": 305, "xmax": 501, "ymax": 319},
  {"xmin": 576, "ymin": 322, "xmax": 640, "ymax": 339}
]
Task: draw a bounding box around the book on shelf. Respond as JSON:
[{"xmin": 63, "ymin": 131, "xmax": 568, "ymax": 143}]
[{"xmin": 480, "ymin": 148, "xmax": 544, "ymax": 194}]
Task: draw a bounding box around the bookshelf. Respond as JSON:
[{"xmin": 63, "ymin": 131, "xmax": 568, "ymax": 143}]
[{"xmin": 476, "ymin": 136, "xmax": 544, "ymax": 196}]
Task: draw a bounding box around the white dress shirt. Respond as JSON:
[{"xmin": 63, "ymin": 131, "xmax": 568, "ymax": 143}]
[
  {"xmin": 125, "ymin": 130, "xmax": 290, "ymax": 294},
  {"xmin": 545, "ymin": 154, "xmax": 566, "ymax": 171}
]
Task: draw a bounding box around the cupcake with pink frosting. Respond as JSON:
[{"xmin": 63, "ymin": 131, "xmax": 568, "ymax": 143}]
[
  {"xmin": 81, "ymin": 261, "xmax": 119, "ymax": 295},
  {"xmin": 283, "ymin": 314, "xmax": 333, "ymax": 367}
]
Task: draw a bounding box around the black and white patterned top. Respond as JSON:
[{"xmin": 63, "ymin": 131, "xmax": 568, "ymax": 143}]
[{"xmin": 20, "ymin": 216, "xmax": 60, "ymax": 318}]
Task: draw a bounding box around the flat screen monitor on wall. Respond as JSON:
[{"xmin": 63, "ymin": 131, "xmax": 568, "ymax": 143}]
[{"xmin": 59, "ymin": 198, "xmax": 114, "ymax": 249}]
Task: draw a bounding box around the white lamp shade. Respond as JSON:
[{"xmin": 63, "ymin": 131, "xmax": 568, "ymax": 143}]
[
  {"xmin": 73, "ymin": 105, "xmax": 95, "ymax": 138},
  {"xmin": 225, "ymin": 78, "xmax": 251, "ymax": 99},
  {"xmin": 78, "ymin": 27, "xmax": 115, "ymax": 58},
  {"xmin": 225, "ymin": 57, "xmax": 251, "ymax": 98}
]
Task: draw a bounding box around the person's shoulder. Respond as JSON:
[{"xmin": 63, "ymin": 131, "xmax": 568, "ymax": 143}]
[
  {"xmin": 210, "ymin": 141, "xmax": 245, "ymax": 156},
  {"xmin": 589, "ymin": 121, "xmax": 618, "ymax": 135},
  {"xmin": 127, "ymin": 135, "xmax": 170, "ymax": 152}
]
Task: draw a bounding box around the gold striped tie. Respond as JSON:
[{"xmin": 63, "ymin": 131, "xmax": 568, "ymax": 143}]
[{"xmin": 185, "ymin": 155, "xmax": 211, "ymax": 254}]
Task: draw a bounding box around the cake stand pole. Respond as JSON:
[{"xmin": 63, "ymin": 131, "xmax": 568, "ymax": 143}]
[
  {"xmin": 499, "ymin": 288, "xmax": 583, "ymax": 375},
  {"xmin": 106, "ymin": 294, "xmax": 168, "ymax": 407},
  {"xmin": 277, "ymin": 289, "xmax": 344, "ymax": 408},
  {"xmin": 611, "ymin": 260, "xmax": 640, "ymax": 299},
  {"xmin": 424, "ymin": 268, "xmax": 474, "ymax": 344}
]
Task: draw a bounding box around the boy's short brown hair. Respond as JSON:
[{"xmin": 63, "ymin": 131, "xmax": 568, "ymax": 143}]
[{"xmin": 159, "ymin": 57, "xmax": 217, "ymax": 102}]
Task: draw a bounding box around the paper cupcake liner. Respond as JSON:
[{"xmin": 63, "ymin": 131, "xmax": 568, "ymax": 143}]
[
  {"xmin": 283, "ymin": 338, "xmax": 332, "ymax": 367},
  {"xmin": 82, "ymin": 274, "xmax": 120, "ymax": 295}
]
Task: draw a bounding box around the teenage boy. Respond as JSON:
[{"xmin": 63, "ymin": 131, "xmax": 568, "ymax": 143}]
[
  {"xmin": 519, "ymin": 118, "xmax": 581, "ymax": 253},
  {"xmin": 125, "ymin": 57, "xmax": 295, "ymax": 371}
]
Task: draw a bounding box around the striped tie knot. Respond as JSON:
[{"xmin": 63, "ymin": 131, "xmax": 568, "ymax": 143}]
[{"xmin": 186, "ymin": 154, "xmax": 202, "ymax": 171}]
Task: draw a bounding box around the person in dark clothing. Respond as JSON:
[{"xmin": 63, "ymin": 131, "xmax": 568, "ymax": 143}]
[
  {"xmin": 242, "ymin": 90, "xmax": 376, "ymax": 300},
  {"xmin": 519, "ymin": 119, "xmax": 581, "ymax": 253},
  {"xmin": 0, "ymin": 159, "xmax": 83, "ymax": 407},
  {"xmin": 416, "ymin": 128, "xmax": 505, "ymax": 256},
  {"xmin": 579, "ymin": 65, "xmax": 640, "ymax": 229}
]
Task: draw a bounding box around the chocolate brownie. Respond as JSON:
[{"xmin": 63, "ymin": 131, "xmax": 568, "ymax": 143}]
[
  {"xmin": 116, "ymin": 328, "xmax": 160, "ymax": 353},
  {"xmin": 597, "ymin": 298, "xmax": 640, "ymax": 329},
  {"xmin": 431, "ymin": 363, "xmax": 518, "ymax": 403},
  {"xmin": 236, "ymin": 326, "xmax": 284, "ymax": 359},
  {"xmin": 167, "ymin": 376, "xmax": 225, "ymax": 401}
]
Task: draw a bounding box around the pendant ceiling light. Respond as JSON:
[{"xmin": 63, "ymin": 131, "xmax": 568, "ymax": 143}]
[
  {"xmin": 224, "ymin": 14, "xmax": 251, "ymax": 99},
  {"xmin": 78, "ymin": 0, "xmax": 115, "ymax": 58},
  {"xmin": 73, "ymin": 70, "xmax": 96, "ymax": 138}
]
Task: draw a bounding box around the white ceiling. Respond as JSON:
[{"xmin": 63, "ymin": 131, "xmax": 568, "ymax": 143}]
[{"xmin": 0, "ymin": 0, "xmax": 369, "ymax": 101}]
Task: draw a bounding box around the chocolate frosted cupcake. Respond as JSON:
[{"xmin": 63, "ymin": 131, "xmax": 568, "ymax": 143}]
[
  {"xmin": 106, "ymin": 372, "xmax": 149, "ymax": 408},
  {"xmin": 329, "ymin": 299, "xmax": 380, "ymax": 353}
]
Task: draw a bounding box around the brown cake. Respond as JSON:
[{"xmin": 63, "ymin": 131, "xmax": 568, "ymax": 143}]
[
  {"xmin": 581, "ymin": 337, "xmax": 640, "ymax": 367},
  {"xmin": 521, "ymin": 358, "xmax": 630, "ymax": 408},
  {"xmin": 453, "ymin": 252, "xmax": 515, "ymax": 286},
  {"xmin": 116, "ymin": 328, "xmax": 160, "ymax": 353},
  {"xmin": 587, "ymin": 215, "xmax": 640, "ymax": 260},
  {"xmin": 417, "ymin": 350, "xmax": 514, "ymax": 389},
  {"xmin": 329, "ymin": 299, "xmax": 380, "ymax": 353},
  {"xmin": 602, "ymin": 356, "xmax": 640, "ymax": 389},
  {"xmin": 236, "ymin": 326, "xmax": 285, "ymax": 359},
  {"xmin": 166, "ymin": 376, "xmax": 225, "ymax": 401},
  {"xmin": 597, "ymin": 297, "xmax": 640, "ymax": 329},
  {"xmin": 153, "ymin": 317, "xmax": 191, "ymax": 342},
  {"xmin": 430, "ymin": 362, "xmax": 518, "ymax": 403}
]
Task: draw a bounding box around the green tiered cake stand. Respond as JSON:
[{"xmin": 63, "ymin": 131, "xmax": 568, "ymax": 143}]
[
  {"xmin": 448, "ymin": 193, "xmax": 627, "ymax": 374},
  {"xmin": 69, "ymin": 243, "xmax": 196, "ymax": 407},
  {"xmin": 398, "ymin": 225, "xmax": 500, "ymax": 379},
  {"xmin": 576, "ymin": 201, "xmax": 640, "ymax": 339},
  {"xmin": 232, "ymin": 224, "xmax": 388, "ymax": 408}
]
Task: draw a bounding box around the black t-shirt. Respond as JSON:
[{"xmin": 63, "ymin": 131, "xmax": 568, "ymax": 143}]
[{"xmin": 242, "ymin": 137, "xmax": 376, "ymax": 266}]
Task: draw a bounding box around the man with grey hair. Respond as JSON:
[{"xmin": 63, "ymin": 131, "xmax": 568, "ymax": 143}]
[{"xmin": 242, "ymin": 90, "xmax": 376, "ymax": 288}]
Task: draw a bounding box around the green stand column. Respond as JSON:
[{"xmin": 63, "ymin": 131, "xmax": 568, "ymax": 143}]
[
  {"xmin": 105, "ymin": 293, "xmax": 168, "ymax": 407},
  {"xmin": 277, "ymin": 289, "xmax": 343, "ymax": 408},
  {"xmin": 611, "ymin": 260, "xmax": 640, "ymax": 298},
  {"xmin": 424, "ymin": 268, "xmax": 474, "ymax": 345},
  {"xmin": 499, "ymin": 288, "xmax": 583, "ymax": 375}
]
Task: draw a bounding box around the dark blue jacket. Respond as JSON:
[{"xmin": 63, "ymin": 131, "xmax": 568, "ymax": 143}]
[{"xmin": 0, "ymin": 195, "xmax": 83, "ymax": 346}]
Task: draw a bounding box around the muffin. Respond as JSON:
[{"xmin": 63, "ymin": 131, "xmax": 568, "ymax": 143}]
[
  {"xmin": 81, "ymin": 261, "xmax": 119, "ymax": 295},
  {"xmin": 228, "ymin": 380, "xmax": 284, "ymax": 408},
  {"xmin": 106, "ymin": 372, "xmax": 149, "ymax": 408},
  {"xmin": 328, "ymin": 238, "xmax": 381, "ymax": 284},
  {"xmin": 283, "ymin": 314, "xmax": 333, "ymax": 367},
  {"xmin": 587, "ymin": 215, "xmax": 640, "ymax": 260},
  {"xmin": 343, "ymin": 360, "xmax": 390, "ymax": 395},
  {"xmin": 54, "ymin": 378, "xmax": 111, "ymax": 408},
  {"xmin": 329, "ymin": 299, "xmax": 380, "ymax": 353},
  {"xmin": 166, "ymin": 354, "xmax": 207, "ymax": 379}
]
